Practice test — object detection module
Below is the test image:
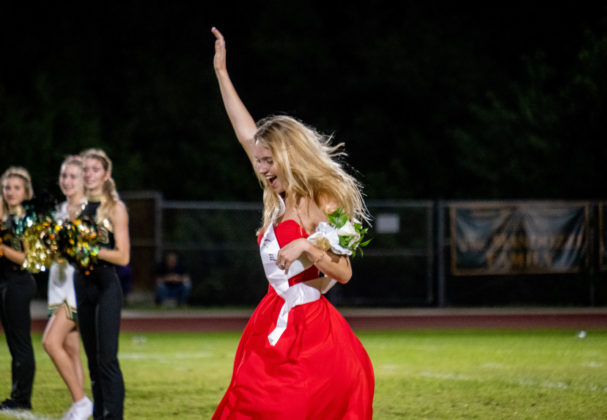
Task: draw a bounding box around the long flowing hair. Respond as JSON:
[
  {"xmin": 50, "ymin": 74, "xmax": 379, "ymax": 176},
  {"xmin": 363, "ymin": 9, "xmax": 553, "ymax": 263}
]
[
  {"xmin": 1, "ymin": 166, "xmax": 34, "ymax": 217},
  {"xmin": 254, "ymin": 115, "xmax": 369, "ymax": 230},
  {"xmin": 81, "ymin": 148, "xmax": 120, "ymax": 223}
]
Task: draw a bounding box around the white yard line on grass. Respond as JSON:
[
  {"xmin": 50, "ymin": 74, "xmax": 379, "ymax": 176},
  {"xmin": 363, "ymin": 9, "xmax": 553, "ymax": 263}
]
[
  {"xmin": 0, "ymin": 411, "xmax": 54, "ymax": 420},
  {"xmin": 119, "ymin": 351, "xmax": 214, "ymax": 360},
  {"xmin": 418, "ymin": 371, "xmax": 607, "ymax": 394}
]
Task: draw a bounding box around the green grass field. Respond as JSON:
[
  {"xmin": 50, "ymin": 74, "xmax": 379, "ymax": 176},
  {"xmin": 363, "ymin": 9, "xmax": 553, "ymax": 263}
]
[{"xmin": 1, "ymin": 329, "xmax": 606, "ymax": 419}]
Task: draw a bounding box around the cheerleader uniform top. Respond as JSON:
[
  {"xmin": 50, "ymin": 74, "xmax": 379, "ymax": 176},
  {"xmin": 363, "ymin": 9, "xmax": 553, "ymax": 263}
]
[
  {"xmin": 0, "ymin": 213, "xmax": 26, "ymax": 275},
  {"xmin": 81, "ymin": 201, "xmax": 115, "ymax": 250},
  {"xmin": 47, "ymin": 199, "xmax": 87, "ymax": 319},
  {"xmin": 80, "ymin": 201, "xmax": 115, "ymax": 270}
]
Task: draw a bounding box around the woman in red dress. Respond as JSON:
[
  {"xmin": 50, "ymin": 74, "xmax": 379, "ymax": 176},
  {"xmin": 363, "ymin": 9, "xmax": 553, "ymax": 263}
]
[{"xmin": 211, "ymin": 27, "xmax": 374, "ymax": 419}]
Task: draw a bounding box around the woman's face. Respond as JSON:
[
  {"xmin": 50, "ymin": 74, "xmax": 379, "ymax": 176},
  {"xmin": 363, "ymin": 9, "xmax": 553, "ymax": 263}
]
[
  {"xmin": 254, "ymin": 142, "xmax": 285, "ymax": 194},
  {"xmin": 59, "ymin": 163, "xmax": 84, "ymax": 198},
  {"xmin": 83, "ymin": 157, "xmax": 109, "ymax": 192},
  {"xmin": 2, "ymin": 176, "xmax": 27, "ymax": 207}
]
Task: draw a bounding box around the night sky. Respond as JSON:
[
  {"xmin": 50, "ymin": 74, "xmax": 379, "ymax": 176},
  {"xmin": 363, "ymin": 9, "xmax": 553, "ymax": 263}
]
[{"xmin": 2, "ymin": 3, "xmax": 606, "ymax": 200}]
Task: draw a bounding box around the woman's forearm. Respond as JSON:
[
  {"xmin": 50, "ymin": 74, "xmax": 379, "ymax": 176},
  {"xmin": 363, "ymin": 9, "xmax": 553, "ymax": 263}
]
[
  {"xmin": 0, "ymin": 245, "xmax": 25, "ymax": 266},
  {"xmin": 212, "ymin": 27, "xmax": 258, "ymax": 163},
  {"xmin": 215, "ymin": 70, "xmax": 257, "ymax": 144},
  {"xmin": 97, "ymin": 247, "xmax": 130, "ymax": 267},
  {"xmin": 307, "ymin": 248, "xmax": 352, "ymax": 284}
]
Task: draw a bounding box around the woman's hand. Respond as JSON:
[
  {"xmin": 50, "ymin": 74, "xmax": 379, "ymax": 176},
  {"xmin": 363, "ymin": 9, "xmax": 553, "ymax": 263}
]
[
  {"xmin": 277, "ymin": 237, "xmax": 352, "ymax": 283},
  {"xmin": 212, "ymin": 27, "xmax": 227, "ymax": 74},
  {"xmin": 276, "ymin": 238, "xmax": 310, "ymax": 273}
]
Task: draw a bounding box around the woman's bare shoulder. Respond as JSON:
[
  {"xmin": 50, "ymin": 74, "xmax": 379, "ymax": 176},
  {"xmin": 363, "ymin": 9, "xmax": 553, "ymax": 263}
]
[
  {"xmin": 298, "ymin": 195, "xmax": 337, "ymax": 234},
  {"xmin": 316, "ymin": 194, "xmax": 339, "ymax": 215},
  {"xmin": 110, "ymin": 200, "xmax": 129, "ymax": 222}
]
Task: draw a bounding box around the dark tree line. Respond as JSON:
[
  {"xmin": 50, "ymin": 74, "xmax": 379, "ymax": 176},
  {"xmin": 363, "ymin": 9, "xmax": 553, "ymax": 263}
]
[{"xmin": 1, "ymin": 3, "xmax": 606, "ymax": 202}]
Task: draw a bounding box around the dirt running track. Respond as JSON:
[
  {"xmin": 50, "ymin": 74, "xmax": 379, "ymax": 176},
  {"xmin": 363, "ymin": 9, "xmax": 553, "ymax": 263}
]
[{"xmin": 18, "ymin": 306, "xmax": 607, "ymax": 333}]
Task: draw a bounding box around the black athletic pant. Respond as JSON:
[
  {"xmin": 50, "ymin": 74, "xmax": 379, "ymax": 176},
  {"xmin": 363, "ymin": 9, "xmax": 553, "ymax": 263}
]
[
  {"xmin": 75, "ymin": 266, "xmax": 124, "ymax": 420},
  {"xmin": 0, "ymin": 270, "xmax": 36, "ymax": 405}
]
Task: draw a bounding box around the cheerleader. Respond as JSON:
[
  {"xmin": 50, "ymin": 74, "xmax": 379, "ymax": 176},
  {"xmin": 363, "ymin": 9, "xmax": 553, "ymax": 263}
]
[
  {"xmin": 0, "ymin": 167, "xmax": 37, "ymax": 411},
  {"xmin": 42, "ymin": 155, "xmax": 93, "ymax": 420},
  {"xmin": 75, "ymin": 149, "xmax": 129, "ymax": 420},
  {"xmin": 211, "ymin": 28, "xmax": 374, "ymax": 419}
]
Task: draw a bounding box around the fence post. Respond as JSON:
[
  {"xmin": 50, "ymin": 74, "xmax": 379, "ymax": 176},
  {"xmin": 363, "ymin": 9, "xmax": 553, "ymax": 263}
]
[
  {"xmin": 589, "ymin": 201, "xmax": 597, "ymax": 306},
  {"xmin": 155, "ymin": 192, "xmax": 163, "ymax": 264},
  {"xmin": 434, "ymin": 200, "xmax": 446, "ymax": 307}
]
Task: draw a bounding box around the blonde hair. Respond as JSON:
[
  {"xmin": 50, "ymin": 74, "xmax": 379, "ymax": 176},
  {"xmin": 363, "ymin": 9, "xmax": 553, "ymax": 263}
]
[
  {"xmin": 61, "ymin": 154, "xmax": 84, "ymax": 171},
  {"xmin": 1, "ymin": 166, "xmax": 34, "ymax": 215},
  {"xmin": 81, "ymin": 148, "xmax": 120, "ymax": 222},
  {"xmin": 254, "ymin": 115, "xmax": 369, "ymax": 229}
]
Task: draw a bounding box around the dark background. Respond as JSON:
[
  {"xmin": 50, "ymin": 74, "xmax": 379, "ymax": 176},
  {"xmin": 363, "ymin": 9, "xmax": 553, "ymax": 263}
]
[{"xmin": 2, "ymin": 2, "xmax": 607, "ymax": 203}]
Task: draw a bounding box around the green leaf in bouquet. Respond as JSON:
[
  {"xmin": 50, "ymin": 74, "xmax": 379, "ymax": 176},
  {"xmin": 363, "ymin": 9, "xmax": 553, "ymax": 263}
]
[{"xmin": 328, "ymin": 208, "xmax": 348, "ymax": 228}]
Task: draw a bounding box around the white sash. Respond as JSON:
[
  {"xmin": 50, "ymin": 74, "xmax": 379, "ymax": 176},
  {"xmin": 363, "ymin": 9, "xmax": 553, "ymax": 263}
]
[{"xmin": 259, "ymin": 222, "xmax": 321, "ymax": 346}]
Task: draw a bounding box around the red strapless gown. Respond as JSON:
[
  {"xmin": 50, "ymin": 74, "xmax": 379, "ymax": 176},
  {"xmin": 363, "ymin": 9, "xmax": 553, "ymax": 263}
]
[{"xmin": 212, "ymin": 220, "xmax": 374, "ymax": 419}]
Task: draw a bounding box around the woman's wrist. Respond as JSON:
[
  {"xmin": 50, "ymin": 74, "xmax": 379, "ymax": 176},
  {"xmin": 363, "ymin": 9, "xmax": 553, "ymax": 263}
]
[
  {"xmin": 305, "ymin": 241, "xmax": 325, "ymax": 265},
  {"xmin": 215, "ymin": 68, "xmax": 229, "ymax": 79}
]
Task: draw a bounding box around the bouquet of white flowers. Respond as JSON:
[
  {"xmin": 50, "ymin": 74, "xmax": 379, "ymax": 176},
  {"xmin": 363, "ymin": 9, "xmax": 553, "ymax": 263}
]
[{"xmin": 307, "ymin": 208, "xmax": 370, "ymax": 257}]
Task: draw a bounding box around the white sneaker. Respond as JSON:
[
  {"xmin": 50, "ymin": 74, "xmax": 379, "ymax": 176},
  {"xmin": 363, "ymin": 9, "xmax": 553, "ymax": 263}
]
[{"xmin": 63, "ymin": 396, "xmax": 93, "ymax": 420}]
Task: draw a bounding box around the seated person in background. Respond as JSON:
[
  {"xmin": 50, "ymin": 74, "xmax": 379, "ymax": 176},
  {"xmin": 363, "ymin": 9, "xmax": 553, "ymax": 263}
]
[{"xmin": 155, "ymin": 251, "xmax": 191, "ymax": 307}]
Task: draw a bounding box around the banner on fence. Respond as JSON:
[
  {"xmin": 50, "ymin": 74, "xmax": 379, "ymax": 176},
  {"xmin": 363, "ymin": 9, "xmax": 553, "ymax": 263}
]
[{"xmin": 450, "ymin": 202, "xmax": 590, "ymax": 276}]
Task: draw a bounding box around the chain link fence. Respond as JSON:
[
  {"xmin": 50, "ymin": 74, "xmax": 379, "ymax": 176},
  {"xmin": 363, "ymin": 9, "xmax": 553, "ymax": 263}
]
[
  {"xmin": 124, "ymin": 192, "xmax": 435, "ymax": 306},
  {"xmin": 124, "ymin": 193, "xmax": 607, "ymax": 307}
]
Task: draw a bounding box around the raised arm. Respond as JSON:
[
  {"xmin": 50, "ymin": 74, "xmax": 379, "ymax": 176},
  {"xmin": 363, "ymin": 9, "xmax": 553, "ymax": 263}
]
[{"xmin": 212, "ymin": 27, "xmax": 257, "ymax": 166}]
